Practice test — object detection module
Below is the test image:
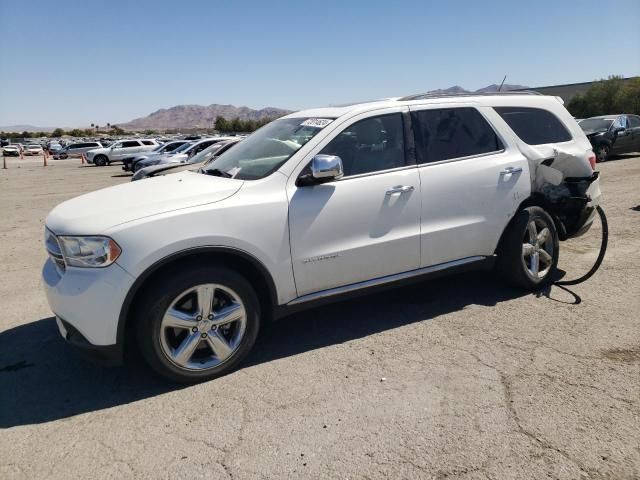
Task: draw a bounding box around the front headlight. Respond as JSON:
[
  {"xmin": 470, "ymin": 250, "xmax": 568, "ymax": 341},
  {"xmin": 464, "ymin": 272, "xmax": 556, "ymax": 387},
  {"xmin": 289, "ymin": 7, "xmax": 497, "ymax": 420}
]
[{"xmin": 58, "ymin": 236, "xmax": 122, "ymax": 268}]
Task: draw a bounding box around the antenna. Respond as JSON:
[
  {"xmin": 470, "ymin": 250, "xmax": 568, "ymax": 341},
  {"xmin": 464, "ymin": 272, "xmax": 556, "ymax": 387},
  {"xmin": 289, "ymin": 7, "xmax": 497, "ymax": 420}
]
[{"xmin": 498, "ymin": 74, "xmax": 507, "ymax": 92}]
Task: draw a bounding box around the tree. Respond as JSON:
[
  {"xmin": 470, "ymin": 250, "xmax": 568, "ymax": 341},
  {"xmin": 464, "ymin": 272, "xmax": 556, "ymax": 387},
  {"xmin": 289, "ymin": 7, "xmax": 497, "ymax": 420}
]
[
  {"xmin": 215, "ymin": 116, "xmax": 229, "ymax": 132},
  {"xmin": 566, "ymin": 75, "xmax": 640, "ymax": 118},
  {"xmin": 50, "ymin": 128, "xmax": 65, "ymax": 138}
]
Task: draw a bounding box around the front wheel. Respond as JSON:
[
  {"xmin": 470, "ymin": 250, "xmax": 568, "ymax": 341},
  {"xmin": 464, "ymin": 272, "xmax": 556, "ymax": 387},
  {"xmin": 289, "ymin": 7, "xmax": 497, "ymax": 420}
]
[
  {"xmin": 136, "ymin": 266, "xmax": 261, "ymax": 383},
  {"xmin": 94, "ymin": 154, "xmax": 108, "ymax": 166},
  {"xmin": 595, "ymin": 144, "xmax": 610, "ymax": 163},
  {"xmin": 497, "ymin": 206, "xmax": 559, "ymax": 290}
]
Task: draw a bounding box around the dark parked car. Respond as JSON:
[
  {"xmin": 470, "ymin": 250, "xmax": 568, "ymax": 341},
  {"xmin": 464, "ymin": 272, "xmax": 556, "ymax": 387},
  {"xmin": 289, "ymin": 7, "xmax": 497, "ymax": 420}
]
[{"xmin": 578, "ymin": 114, "xmax": 640, "ymax": 162}]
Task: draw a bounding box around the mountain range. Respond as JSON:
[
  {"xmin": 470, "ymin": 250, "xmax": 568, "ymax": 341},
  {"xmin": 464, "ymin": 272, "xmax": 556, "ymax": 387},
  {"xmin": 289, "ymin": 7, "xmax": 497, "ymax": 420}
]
[{"xmin": 0, "ymin": 84, "xmax": 529, "ymax": 132}]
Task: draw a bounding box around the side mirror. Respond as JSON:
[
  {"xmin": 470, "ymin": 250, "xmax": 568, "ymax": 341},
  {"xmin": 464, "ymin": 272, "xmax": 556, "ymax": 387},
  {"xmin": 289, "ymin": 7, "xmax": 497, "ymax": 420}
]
[
  {"xmin": 311, "ymin": 154, "xmax": 343, "ymax": 181},
  {"xmin": 615, "ymin": 127, "xmax": 627, "ymax": 134}
]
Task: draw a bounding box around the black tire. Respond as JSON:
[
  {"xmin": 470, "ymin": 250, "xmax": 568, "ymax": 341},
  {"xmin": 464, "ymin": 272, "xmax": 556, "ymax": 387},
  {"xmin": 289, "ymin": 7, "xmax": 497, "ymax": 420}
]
[
  {"xmin": 136, "ymin": 266, "xmax": 261, "ymax": 383},
  {"xmin": 94, "ymin": 154, "xmax": 108, "ymax": 166},
  {"xmin": 496, "ymin": 206, "xmax": 559, "ymax": 290},
  {"xmin": 595, "ymin": 143, "xmax": 610, "ymax": 163}
]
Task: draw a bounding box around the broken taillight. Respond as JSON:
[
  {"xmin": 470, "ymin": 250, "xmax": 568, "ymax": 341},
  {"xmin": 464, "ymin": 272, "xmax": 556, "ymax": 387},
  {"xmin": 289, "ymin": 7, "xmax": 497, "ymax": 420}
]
[{"xmin": 587, "ymin": 151, "xmax": 597, "ymax": 170}]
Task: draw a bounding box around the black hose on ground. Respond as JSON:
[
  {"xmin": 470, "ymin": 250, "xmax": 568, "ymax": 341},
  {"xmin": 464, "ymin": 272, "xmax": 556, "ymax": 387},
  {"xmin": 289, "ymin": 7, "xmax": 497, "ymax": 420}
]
[{"xmin": 555, "ymin": 205, "xmax": 608, "ymax": 286}]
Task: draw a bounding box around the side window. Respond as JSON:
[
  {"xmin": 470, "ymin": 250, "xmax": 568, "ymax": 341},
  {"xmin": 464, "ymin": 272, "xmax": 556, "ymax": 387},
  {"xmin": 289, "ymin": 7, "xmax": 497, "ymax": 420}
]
[
  {"xmin": 319, "ymin": 113, "xmax": 406, "ymax": 176},
  {"xmin": 628, "ymin": 116, "xmax": 640, "ymax": 128},
  {"xmin": 141, "ymin": 140, "xmax": 155, "ymax": 145},
  {"xmin": 411, "ymin": 108, "xmax": 503, "ymax": 164},
  {"xmin": 495, "ymin": 107, "xmax": 572, "ymax": 145},
  {"xmin": 122, "ymin": 141, "xmax": 140, "ymax": 148}
]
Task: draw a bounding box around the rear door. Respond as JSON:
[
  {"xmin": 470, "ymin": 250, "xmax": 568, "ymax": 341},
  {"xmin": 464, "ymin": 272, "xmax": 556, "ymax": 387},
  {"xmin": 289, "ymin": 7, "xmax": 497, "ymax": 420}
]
[
  {"xmin": 410, "ymin": 105, "xmax": 530, "ymax": 267},
  {"xmin": 121, "ymin": 140, "xmax": 142, "ymax": 158}
]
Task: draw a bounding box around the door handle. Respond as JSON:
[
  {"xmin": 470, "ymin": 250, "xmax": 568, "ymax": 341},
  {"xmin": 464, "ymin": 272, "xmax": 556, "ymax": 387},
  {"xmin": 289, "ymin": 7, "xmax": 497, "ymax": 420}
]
[
  {"xmin": 385, "ymin": 185, "xmax": 415, "ymax": 195},
  {"xmin": 500, "ymin": 166, "xmax": 523, "ymax": 175}
]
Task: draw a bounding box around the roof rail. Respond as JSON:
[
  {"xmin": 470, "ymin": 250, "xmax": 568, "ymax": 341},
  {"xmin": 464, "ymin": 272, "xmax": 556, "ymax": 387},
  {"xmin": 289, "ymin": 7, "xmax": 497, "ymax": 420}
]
[{"xmin": 398, "ymin": 90, "xmax": 542, "ymax": 101}]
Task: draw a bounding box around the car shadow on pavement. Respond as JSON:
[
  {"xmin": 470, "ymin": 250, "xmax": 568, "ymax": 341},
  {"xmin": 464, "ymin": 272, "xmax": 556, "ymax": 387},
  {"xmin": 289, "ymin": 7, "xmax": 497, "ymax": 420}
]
[{"xmin": 0, "ymin": 272, "xmax": 526, "ymax": 428}]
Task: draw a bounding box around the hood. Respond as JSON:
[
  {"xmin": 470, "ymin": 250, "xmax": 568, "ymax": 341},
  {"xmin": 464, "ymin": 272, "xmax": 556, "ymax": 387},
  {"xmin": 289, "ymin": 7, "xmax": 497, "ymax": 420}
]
[
  {"xmin": 46, "ymin": 172, "xmax": 244, "ymax": 234},
  {"xmin": 581, "ymin": 128, "xmax": 608, "ymax": 136}
]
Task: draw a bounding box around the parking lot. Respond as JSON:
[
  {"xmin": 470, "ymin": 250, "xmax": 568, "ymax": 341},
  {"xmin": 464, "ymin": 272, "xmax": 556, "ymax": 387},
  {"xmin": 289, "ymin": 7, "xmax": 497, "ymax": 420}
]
[{"xmin": 0, "ymin": 155, "xmax": 638, "ymax": 479}]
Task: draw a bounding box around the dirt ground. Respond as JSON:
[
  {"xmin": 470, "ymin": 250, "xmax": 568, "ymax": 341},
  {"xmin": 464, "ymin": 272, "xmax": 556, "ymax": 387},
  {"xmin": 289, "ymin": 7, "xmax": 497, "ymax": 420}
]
[{"xmin": 1, "ymin": 154, "xmax": 639, "ymax": 480}]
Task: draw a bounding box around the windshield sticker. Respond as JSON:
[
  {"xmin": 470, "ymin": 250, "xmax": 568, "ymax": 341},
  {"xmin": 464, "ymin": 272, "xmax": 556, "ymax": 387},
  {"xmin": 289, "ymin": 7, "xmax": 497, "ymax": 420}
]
[{"xmin": 300, "ymin": 118, "xmax": 333, "ymax": 128}]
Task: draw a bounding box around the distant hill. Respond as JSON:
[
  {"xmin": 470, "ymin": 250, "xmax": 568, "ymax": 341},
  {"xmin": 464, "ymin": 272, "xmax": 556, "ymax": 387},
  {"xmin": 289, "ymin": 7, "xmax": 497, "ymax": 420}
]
[
  {"xmin": 418, "ymin": 83, "xmax": 529, "ymax": 96},
  {"xmin": 119, "ymin": 104, "xmax": 292, "ymax": 131},
  {"xmin": 0, "ymin": 125, "xmax": 55, "ymax": 133}
]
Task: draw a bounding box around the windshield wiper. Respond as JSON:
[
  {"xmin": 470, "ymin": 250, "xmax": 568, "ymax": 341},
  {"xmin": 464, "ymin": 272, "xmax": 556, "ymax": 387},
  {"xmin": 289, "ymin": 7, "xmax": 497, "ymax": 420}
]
[{"xmin": 203, "ymin": 168, "xmax": 232, "ymax": 178}]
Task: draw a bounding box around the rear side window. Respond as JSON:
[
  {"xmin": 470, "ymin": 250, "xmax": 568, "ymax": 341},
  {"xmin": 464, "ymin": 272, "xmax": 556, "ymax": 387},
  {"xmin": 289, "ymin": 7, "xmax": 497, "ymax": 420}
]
[
  {"xmin": 141, "ymin": 140, "xmax": 155, "ymax": 145},
  {"xmin": 629, "ymin": 116, "xmax": 640, "ymax": 128},
  {"xmin": 122, "ymin": 141, "xmax": 140, "ymax": 148},
  {"xmin": 495, "ymin": 107, "xmax": 572, "ymax": 145},
  {"xmin": 411, "ymin": 107, "xmax": 503, "ymax": 164}
]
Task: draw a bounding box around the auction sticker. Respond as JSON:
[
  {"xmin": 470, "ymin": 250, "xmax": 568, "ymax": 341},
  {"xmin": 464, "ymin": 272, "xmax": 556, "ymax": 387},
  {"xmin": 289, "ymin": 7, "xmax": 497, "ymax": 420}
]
[{"xmin": 300, "ymin": 118, "xmax": 333, "ymax": 128}]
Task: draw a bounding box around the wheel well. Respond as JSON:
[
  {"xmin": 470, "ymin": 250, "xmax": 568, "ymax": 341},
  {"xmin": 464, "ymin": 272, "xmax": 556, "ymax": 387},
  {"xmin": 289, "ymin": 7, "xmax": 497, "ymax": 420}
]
[
  {"xmin": 494, "ymin": 195, "xmax": 564, "ymax": 255},
  {"xmin": 119, "ymin": 248, "xmax": 277, "ymax": 360}
]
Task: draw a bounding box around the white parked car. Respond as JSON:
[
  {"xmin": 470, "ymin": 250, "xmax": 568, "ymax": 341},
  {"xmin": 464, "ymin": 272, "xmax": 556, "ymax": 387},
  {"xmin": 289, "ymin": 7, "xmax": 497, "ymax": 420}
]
[
  {"xmin": 43, "ymin": 93, "xmax": 600, "ymax": 382},
  {"xmin": 24, "ymin": 144, "xmax": 44, "ymax": 155},
  {"xmin": 85, "ymin": 139, "xmax": 159, "ymax": 166},
  {"xmin": 2, "ymin": 144, "xmax": 22, "ymax": 157}
]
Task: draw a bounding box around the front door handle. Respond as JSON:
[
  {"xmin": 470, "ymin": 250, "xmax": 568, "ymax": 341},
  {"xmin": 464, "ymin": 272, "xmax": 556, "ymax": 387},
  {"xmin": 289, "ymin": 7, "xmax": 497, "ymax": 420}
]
[
  {"xmin": 500, "ymin": 166, "xmax": 523, "ymax": 175},
  {"xmin": 386, "ymin": 185, "xmax": 415, "ymax": 196}
]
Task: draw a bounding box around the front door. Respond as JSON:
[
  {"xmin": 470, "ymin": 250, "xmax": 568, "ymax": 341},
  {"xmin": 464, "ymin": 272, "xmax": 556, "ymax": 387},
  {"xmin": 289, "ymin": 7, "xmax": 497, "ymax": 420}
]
[
  {"xmin": 288, "ymin": 111, "xmax": 421, "ymax": 296},
  {"xmin": 611, "ymin": 116, "xmax": 634, "ymax": 154}
]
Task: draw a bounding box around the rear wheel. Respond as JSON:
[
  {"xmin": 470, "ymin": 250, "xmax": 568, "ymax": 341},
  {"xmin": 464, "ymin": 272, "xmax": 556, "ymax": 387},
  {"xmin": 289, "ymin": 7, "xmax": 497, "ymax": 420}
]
[
  {"xmin": 94, "ymin": 154, "xmax": 108, "ymax": 166},
  {"xmin": 595, "ymin": 144, "xmax": 610, "ymax": 163},
  {"xmin": 136, "ymin": 266, "xmax": 261, "ymax": 383},
  {"xmin": 497, "ymin": 206, "xmax": 559, "ymax": 290}
]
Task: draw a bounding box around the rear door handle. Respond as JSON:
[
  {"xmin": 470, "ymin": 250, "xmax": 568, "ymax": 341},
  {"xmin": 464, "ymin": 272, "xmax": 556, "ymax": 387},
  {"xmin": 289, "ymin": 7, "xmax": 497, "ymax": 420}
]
[
  {"xmin": 386, "ymin": 185, "xmax": 415, "ymax": 196},
  {"xmin": 500, "ymin": 166, "xmax": 523, "ymax": 175}
]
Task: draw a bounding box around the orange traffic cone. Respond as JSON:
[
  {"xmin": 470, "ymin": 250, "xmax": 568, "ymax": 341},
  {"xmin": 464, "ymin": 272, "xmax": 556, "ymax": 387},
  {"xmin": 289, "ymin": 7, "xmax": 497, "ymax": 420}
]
[{"xmin": 81, "ymin": 153, "xmax": 86, "ymax": 164}]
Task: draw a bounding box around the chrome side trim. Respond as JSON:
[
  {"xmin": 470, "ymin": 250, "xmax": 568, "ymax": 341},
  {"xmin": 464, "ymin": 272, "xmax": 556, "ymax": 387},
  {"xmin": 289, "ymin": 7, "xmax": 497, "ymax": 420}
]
[{"xmin": 287, "ymin": 256, "xmax": 486, "ymax": 306}]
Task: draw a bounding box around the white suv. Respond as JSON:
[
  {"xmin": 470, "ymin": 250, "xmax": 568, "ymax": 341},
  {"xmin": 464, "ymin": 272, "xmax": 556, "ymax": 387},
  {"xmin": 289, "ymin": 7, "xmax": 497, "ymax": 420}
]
[
  {"xmin": 43, "ymin": 93, "xmax": 601, "ymax": 382},
  {"xmin": 85, "ymin": 139, "xmax": 159, "ymax": 166}
]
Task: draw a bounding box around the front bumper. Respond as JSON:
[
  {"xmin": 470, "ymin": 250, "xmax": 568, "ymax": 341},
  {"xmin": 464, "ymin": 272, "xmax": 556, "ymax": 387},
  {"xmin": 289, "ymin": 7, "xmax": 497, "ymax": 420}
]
[
  {"xmin": 42, "ymin": 258, "xmax": 136, "ymax": 364},
  {"xmin": 56, "ymin": 316, "xmax": 122, "ymax": 365}
]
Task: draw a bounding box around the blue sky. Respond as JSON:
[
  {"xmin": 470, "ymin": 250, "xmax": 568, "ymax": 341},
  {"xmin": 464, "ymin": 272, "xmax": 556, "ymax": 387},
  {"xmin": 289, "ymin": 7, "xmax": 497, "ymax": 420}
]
[{"xmin": 1, "ymin": 0, "xmax": 638, "ymax": 127}]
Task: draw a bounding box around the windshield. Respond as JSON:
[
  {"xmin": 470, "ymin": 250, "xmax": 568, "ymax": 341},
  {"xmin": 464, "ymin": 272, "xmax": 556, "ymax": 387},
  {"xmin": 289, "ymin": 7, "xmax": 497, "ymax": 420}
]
[
  {"xmin": 579, "ymin": 118, "xmax": 613, "ymax": 131},
  {"xmin": 173, "ymin": 142, "xmax": 193, "ymax": 153},
  {"xmin": 202, "ymin": 117, "xmax": 332, "ymax": 180},
  {"xmin": 187, "ymin": 142, "xmax": 227, "ymax": 164}
]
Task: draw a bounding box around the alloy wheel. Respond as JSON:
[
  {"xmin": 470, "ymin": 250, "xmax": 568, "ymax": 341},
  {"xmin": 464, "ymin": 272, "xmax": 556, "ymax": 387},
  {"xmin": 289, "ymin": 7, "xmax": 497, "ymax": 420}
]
[
  {"xmin": 522, "ymin": 218, "xmax": 554, "ymax": 280},
  {"xmin": 159, "ymin": 283, "xmax": 247, "ymax": 370}
]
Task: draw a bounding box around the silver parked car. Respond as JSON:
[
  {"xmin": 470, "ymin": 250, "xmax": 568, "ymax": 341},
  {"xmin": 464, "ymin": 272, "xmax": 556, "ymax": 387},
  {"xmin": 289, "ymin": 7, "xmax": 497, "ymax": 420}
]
[
  {"xmin": 53, "ymin": 141, "xmax": 103, "ymax": 159},
  {"xmin": 124, "ymin": 140, "xmax": 192, "ymax": 172},
  {"xmin": 132, "ymin": 137, "xmax": 235, "ymax": 172},
  {"xmin": 132, "ymin": 138, "xmax": 241, "ymax": 181}
]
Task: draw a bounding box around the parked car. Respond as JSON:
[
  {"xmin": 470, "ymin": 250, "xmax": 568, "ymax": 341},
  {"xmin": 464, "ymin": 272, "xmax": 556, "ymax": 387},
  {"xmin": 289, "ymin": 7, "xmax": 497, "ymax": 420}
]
[
  {"xmin": 124, "ymin": 140, "xmax": 192, "ymax": 172},
  {"xmin": 24, "ymin": 144, "xmax": 44, "ymax": 156},
  {"xmin": 132, "ymin": 138, "xmax": 241, "ymax": 181},
  {"xmin": 85, "ymin": 139, "xmax": 159, "ymax": 166},
  {"xmin": 53, "ymin": 141, "xmax": 103, "ymax": 159},
  {"xmin": 47, "ymin": 142, "xmax": 63, "ymax": 154},
  {"xmin": 43, "ymin": 93, "xmax": 601, "ymax": 382},
  {"xmin": 2, "ymin": 145, "xmax": 21, "ymax": 157},
  {"xmin": 578, "ymin": 114, "xmax": 640, "ymax": 162},
  {"xmin": 132, "ymin": 137, "xmax": 235, "ymax": 172}
]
